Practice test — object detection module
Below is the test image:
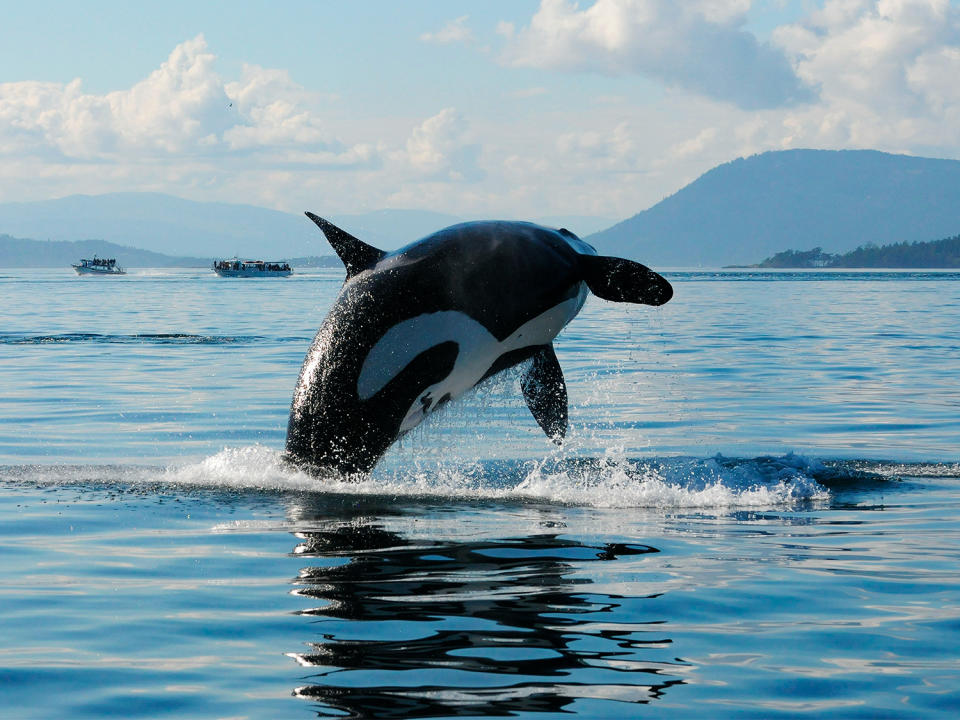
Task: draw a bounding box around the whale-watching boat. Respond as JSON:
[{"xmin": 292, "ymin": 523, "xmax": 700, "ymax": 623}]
[
  {"xmin": 72, "ymin": 256, "xmax": 126, "ymax": 275},
  {"xmin": 213, "ymin": 258, "xmax": 293, "ymax": 277}
]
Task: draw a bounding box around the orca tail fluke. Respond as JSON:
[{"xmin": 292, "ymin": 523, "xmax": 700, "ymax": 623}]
[
  {"xmin": 521, "ymin": 344, "xmax": 568, "ymax": 444},
  {"xmin": 581, "ymin": 255, "xmax": 673, "ymax": 306},
  {"xmin": 305, "ymin": 212, "xmax": 387, "ymax": 278}
]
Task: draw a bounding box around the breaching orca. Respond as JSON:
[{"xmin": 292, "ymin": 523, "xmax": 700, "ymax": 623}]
[{"xmin": 286, "ymin": 213, "xmax": 672, "ymax": 476}]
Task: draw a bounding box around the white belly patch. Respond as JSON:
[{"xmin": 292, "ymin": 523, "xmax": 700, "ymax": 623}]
[{"xmin": 357, "ymin": 295, "xmax": 583, "ymax": 432}]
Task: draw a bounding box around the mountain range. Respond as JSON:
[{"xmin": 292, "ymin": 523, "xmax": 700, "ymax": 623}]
[
  {"xmin": 0, "ymin": 193, "xmax": 614, "ymax": 263},
  {"xmin": 2, "ymin": 149, "xmax": 959, "ymax": 268},
  {"xmin": 0, "ymin": 194, "xmax": 404, "ymax": 260},
  {"xmin": 0, "ymin": 235, "xmax": 210, "ymax": 268}
]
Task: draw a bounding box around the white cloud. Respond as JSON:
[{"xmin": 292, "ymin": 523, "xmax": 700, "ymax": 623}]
[
  {"xmin": 557, "ymin": 121, "xmax": 639, "ymax": 170},
  {"xmin": 109, "ymin": 35, "xmax": 232, "ymax": 154},
  {"xmin": 0, "ymin": 37, "xmax": 233, "ymax": 159},
  {"xmin": 0, "ymin": 35, "xmax": 371, "ymax": 166},
  {"xmin": 420, "ymin": 16, "xmax": 473, "ymax": 45},
  {"xmin": 768, "ymin": 0, "xmax": 960, "ymax": 150},
  {"xmin": 500, "ymin": 0, "xmax": 813, "ymax": 109},
  {"xmin": 222, "ymin": 65, "xmax": 354, "ymax": 161},
  {"xmin": 481, "ymin": 0, "xmax": 960, "ymax": 197},
  {"xmin": 401, "ymin": 108, "xmax": 484, "ymax": 181},
  {"xmin": 669, "ymin": 127, "xmax": 719, "ymax": 160},
  {"xmin": 7, "ymin": 4, "xmax": 960, "ymax": 225},
  {"xmin": 908, "ymin": 46, "xmax": 960, "ymax": 114}
]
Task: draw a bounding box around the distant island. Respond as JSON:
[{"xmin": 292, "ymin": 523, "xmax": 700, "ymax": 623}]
[{"xmin": 756, "ymin": 233, "xmax": 960, "ymax": 268}]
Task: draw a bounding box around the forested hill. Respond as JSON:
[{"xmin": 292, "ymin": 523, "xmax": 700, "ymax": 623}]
[
  {"xmin": 758, "ymin": 234, "xmax": 960, "ymax": 268},
  {"xmin": 588, "ymin": 149, "xmax": 960, "ymax": 267}
]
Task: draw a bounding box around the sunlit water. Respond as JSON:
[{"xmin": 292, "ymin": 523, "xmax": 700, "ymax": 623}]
[{"xmin": 1, "ymin": 268, "xmax": 959, "ymax": 718}]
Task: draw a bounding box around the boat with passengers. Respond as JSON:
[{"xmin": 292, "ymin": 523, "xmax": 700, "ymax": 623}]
[
  {"xmin": 213, "ymin": 258, "xmax": 293, "ymax": 278},
  {"xmin": 72, "ymin": 256, "xmax": 126, "ymax": 275}
]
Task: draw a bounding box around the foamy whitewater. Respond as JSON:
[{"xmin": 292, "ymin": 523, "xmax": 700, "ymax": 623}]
[
  {"xmin": 2, "ymin": 267, "xmax": 959, "ymax": 719},
  {"xmin": 157, "ymin": 445, "xmax": 836, "ymax": 506}
]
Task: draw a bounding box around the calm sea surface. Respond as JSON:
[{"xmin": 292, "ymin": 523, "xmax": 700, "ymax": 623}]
[{"xmin": 1, "ymin": 267, "xmax": 959, "ymax": 718}]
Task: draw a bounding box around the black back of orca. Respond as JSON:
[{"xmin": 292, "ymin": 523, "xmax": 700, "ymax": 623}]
[
  {"xmin": 285, "ymin": 218, "xmax": 672, "ymax": 476},
  {"xmin": 377, "ymin": 221, "xmax": 592, "ymax": 337}
]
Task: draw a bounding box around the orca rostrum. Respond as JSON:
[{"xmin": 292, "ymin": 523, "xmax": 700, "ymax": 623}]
[{"xmin": 285, "ymin": 213, "xmax": 673, "ymax": 477}]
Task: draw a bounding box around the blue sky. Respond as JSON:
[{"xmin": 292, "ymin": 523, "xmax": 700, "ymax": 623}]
[{"xmin": 2, "ymin": 1, "xmax": 960, "ymax": 221}]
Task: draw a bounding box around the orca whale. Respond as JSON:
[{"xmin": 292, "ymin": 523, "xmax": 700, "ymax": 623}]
[{"xmin": 285, "ymin": 213, "xmax": 672, "ymax": 476}]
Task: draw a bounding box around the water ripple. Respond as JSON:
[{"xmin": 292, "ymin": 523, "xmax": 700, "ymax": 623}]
[
  {"xmin": 289, "ymin": 531, "xmax": 684, "ymax": 717},
  {"xmin": 0, "ymin": 332, "xmax": 267, "ymax": 345}
]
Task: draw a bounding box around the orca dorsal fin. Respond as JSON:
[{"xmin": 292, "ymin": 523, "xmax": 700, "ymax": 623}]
[
  {"xmin": 580, "ymin": 254, "xmax": 673, "ymax": 306},
  {"xmin": 520, "ymin": 344, "xmax": 568, "ymax": 444},
  {"xmin": 305, "ymin": 212, "xmax": 387, "ymax": 278}
]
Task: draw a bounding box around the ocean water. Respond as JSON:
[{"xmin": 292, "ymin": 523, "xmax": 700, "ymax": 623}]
[{"xmin": 1, "ymin": 267, "xmax": 959, "ymax": 718}]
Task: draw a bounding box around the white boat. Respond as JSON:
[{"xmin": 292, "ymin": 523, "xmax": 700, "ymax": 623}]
[
  {"xmin": 72, "ymin": 256, "xmax": 126, "ymax": 275},
  {"xmin": 213, "ymin": 258, "xmax": 293, "ymax": 277}
]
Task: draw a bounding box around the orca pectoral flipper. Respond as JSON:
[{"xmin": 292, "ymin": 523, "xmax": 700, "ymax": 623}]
[
  {"xmin": 581, "ymin": 255, "xmax": 673, "ymax": 306},
  {"xmin": 305, "ymin": 212, "xmax": 387, "ymax": 279},
  {"xmin": 520, "ymin": 344, "xmax": 568, "ymax": 444}
]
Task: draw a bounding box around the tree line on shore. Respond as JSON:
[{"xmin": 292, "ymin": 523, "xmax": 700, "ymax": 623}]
[{"xmin": 759, "ymin": 233, "xmax": 960, "ymax": 268}]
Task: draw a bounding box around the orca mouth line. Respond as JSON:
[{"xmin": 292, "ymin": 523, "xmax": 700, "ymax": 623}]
[{"xmin": 0, "ymin": 332, "xmax": 276, "ymax": 345}]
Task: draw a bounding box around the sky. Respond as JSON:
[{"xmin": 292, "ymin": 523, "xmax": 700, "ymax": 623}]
[{"xmin": 2, "ymin": 0, "xmax": 960, "ymax": 221}]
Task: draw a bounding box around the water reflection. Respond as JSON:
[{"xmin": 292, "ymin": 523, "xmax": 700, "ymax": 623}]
[{"xmin": 285, "ymin": 501, "xmax": 687, "ymax": 718}]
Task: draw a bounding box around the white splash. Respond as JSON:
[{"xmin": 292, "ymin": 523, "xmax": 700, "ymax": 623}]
[{"xmin": 151, "ymin": 445, "xmax": 831, "ymax": 509}]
